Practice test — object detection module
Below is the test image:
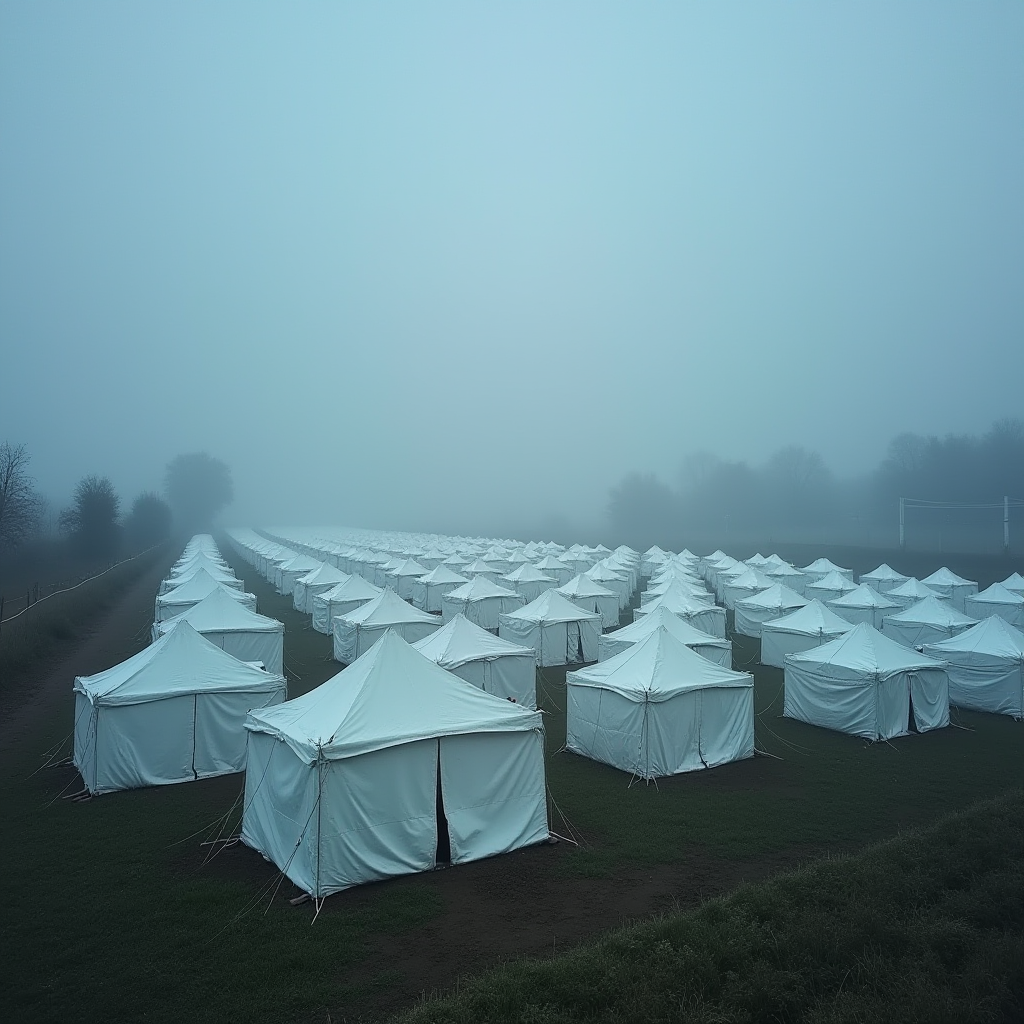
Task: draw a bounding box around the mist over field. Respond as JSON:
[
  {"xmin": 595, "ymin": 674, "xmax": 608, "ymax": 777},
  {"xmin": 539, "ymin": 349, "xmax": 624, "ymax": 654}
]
[{"xmin": 1, "ymin": 3, "xmax": 1022, "ymax": 543}]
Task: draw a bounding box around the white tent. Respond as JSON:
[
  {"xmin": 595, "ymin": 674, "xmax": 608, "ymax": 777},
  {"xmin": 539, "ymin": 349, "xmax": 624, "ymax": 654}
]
[
  {"xmin": 311, "ymin": 576, "xmax": 383, "ymax": 634},
  {"xmin": 385, "ymin": 559, "xmax": 430, "ymax": 601},
  {"xmin": 881, "ymin": 597, "xmax": 978, "ymax": 649},
  {"xmin": 74, "ymin": 622, "xmax": 286, "ymax": 795},
  {"xmin": 440, "ymin": 577, "xmax": 525, "ymax": 631},
  {"xmin": 633, "ymin": 591, "xmax": 727, "ymax": 639},
  {"xmin": 276, "ymin": 554, "xmax": 323, "ymax": 596},
  {"xmin": 887, "ymin": 577, "xmax": 944, "ymax": 610},
  {"xmin": 155, "ymin": 570, "xmax": 257, "ymax": 622},
  {"xmin": 241, "ymin": 631, "xmax": 548, "ymax": 897},
  {"xmin": 859, "ymin": 563, "xmax": 909, "ymax": 593},
  {"xmin": 723, "ymin": 568, "xmax": 776, "ymax": 611},
  {"xmin": 763, "ymin": 562, "xmax": 808, "ymax": 596},
  {"xmin": 804, "ymin": 569, "xmax": 859, "ymax": 606},
  {"xmin": 501, "ymin": 563, "xmax": 557, "ymax": 604},
  {"xmin": 641, "ymin": 577, "xmax": 712, "ymax": 607},
  {"xmin": 413, "ymin": 613, "xmax": 538, "ymax": 707},
  {"xmin": 160, "ymin": 555, "xmax": 241, "ymax": 594},
  {"xmin": 412, "ymin": 565, "xmax": 470, "ymax": 612},
  {"xmin": 924, "ymin": 616, "xmax": 1024, "ymax": 718},
  {"xmin": 556, "ymin": 575, "xmax": 619, "ymax": 629},
  {"xmin": 827, "ymin": 584, "xmax": 901, "ymax": 628},
  {"xmin": 760, "ymin": 600, "xmax": 855, "ymax": 669},
  {"xmin": 533, "ymin": 554, "xmax": 574, "ymax": 586},
  {"xmin": 566, "ymin": 627, "xmax": 754, "ymax": 779},
  {"xmin": 461, "ymin": 558, "xmax": 504, "ymax": 585},
  {"xmin": 154, "ymin": 588, "xmax": 285, "ymax": 676},
  {"xmin": 585, "ymin": 563, "xmax": 631, "ymax": 609},
  {"xmin": 963, "ymin": 583, "xmax": 1024, "ymax": 630},
  {"xmin": 920, "ymin": 568, "xmax": 978, "ymax": 612},
  {"xmin": 499, "ymin": 590, "xmax": 602, "ymax": 666},
  {"xmin": 798, "ymin": 558, "xmax": 854, "ymax": 584},
  {"xmin": 333, "ymin": 589, "xmax": 441, "ymax": 663},
  {"xmin": 598, "ymin": 604, "xmax": 732, "ymax": 667},
  {"xmin": 1000, "ymin": 572, "xmax": 1024, "ymax": 596},
  {"xmin": 783, "ymin": 622, "xmax": 948, "ymax": 739},
  {"xmin": 293, "ymin": 563, "xmax": 349, "ymax": 615},
  {"xmin": 734, "ymin": 584, "xmax": 807, "ymax": 639}
]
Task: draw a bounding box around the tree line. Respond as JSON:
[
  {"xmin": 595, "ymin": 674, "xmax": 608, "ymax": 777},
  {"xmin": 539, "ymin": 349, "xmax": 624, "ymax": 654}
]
[
  {"xmin": 0, "ymin": 447, "xmax": 233, "ymax": 563},
  {"xmin": 607, "ymin": 418, "xmax": 1024, "ymax": 551}
]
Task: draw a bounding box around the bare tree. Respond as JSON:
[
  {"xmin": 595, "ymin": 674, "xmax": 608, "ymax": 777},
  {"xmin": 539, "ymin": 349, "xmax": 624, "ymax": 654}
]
[{"xmin": 0, "ymin": 442, "xmax": 44, "ymax": 551}]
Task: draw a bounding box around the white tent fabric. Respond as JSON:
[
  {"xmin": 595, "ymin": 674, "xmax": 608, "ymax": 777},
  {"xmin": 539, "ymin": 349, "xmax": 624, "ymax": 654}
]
[
  {"xmin": 532, "ymin": 555, "xmax": 574, "ymax": 586},
  {"xmin": 924, "ymin": 616, "xmax": 1024, "ymax": 718},
  {"xmin": 332, "ymin": 589, "xmax": 441, "ymax": 663},
  {"xmin": 723, "ymin": 568, "xmax": 776, "ymax": 611},
  {"xmin": 413, "ymin": 614, "xmax": 538, "ymax": 707},
  {"xmin": 311, "ymin": 576, "xmax": 383, "ymax": 634},
  {"xmin": 499, "ymin": 590, "xmax": 602, "ymax": 666},
  {"xmin": 783, "ymin": 622, "xmax": 948, "ymax": 739},
  {"xmin": 440, "ymin": 577, "xmax": 525, "ymax": 631},
  {"xmin": 160, "ymin": 555, "xmax": 242, "ymax": 594},
  {"xmin": 827, "ymin": 585, "xmax": 901, "ymax": 628},
  {"xmin": 963, "ymin": 583, "xmax": 1024, "ymax": 629},
  {"xmin": 804, "ymin": 570, "xmax": 859, "ymax": 606},
  {"xmin": 276, "ymin": 555, "xmax": 323, "ymax": 596},
  {"xmin": 734, "ymin": 584, "xmax": 807, "ymax": 639},
  {"xmin": 633, "ymin": 591, "xmax": 727, "ymax": 639},
  {"xmin": 881, "ymin": 597, "xmax": 978, "ymax": 649},
  {"xmin": 293, "ymin": 563, "xmax": 349, "ymax": 615},
  {"xmin": 384, "ymin": 559, "xmax": 430, "ymax": 601},
  {"xmin": 566, "ymin": 627, "xmax": 754, "ymax": 779},
  {"xmin": 154, "ymin": 588, "xmax": 285, "ymax": 676},
  {"xmin": 412, "ymin": 565, "xmax": 470, "ymax": 612},
  {"xmin": 585, "ymin": 563, "xmax": 631, "ymax": 609},
  {"xmin": 1000, "ymin": 572, "xmax": 1024, "ymax": 596},
  {"xmin": 887, "ymin": 577, "xmax": 944, "ymax": 610},
  {"xmin": 859, "ymin": 563, "xmax": 909, "ymax": 593},
  {"xmin": 501, "ymin": 564, "xmax": 557, "ymax": 604},
  {"xmin": 74, "ymin": 622, "xmax": 286, "ymax": 795},
  {"xmin": 241, "ymin": 630, "xmax": 548, "ymax": 896},
  {"xmin": 798, "ymin": 558, "xmax": 854, "ymax": 584},
  {"xmin": 921, "ymin": 568, "xmax": 978, "ymax": 612},
  {"xmin": 598, "ymin": 605, "xmax": 732, "ymax": 667},
  {"xmin": 760, "ymin": 600, "xmax": 855, "ymax": 669},
  {"xmin": 556, "ymin": 575, "xmax": 619, "ymax": 629},
  {"xmin": 155, "ymin": 570, "xmax": 257, "ymax": 622},
  {"xmin": 763, "ymin": 563, "xmax": 808, "ymax": 595}
]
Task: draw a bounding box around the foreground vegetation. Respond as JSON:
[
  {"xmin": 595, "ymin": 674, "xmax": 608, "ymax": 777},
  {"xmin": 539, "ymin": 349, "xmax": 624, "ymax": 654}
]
[
  {"xmin": 399, "ymin": 790, "xmax": 1024, "ymax": 1024},
  {"xmin": 1, "ymin": 544, "xmax": 1021, "ymax": 1023}
]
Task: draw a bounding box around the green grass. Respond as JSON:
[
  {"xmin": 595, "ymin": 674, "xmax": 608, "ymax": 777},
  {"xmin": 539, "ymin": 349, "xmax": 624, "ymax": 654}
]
[
  {"xmin": 396, "ymin": 790, "xmax": 1024, "ymax": 1024},
  {"xmin": 0, "ymin": 545, "xmax": 1021, "ymax": 1023}
]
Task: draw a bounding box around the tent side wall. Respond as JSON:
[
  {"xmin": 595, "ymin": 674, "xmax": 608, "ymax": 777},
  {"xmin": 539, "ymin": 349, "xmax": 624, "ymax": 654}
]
[
  {"xmin": 761, "ymin": 629, "xmax": 837, "ymax": 670},
  {"xmin": 924, "ymin": 651, "xmax": 1024, "ymax": 717},
  {"xmin": 202, "ymin": 627, "xmax": 284, "ymax": 676},
  {"xmin": 72, "ymin": 691, "xmax": 97, "ymax": 793},
  {"xmin": 194, "ymin": 687, "xmax": 286, "ymax": 778},
  {"xmin": 698, "ymin": 687, "xmax": 755, "ymax": 767},
  {"xmin": 452, "ymin": 656, "xmax": 538, "ymax": 708},
  {"xmin": 783, "ymin": 664, "xmax": 887, "ymax": 740},
  {"xmin": 439, "ymin": 730, "xmax": 548, "ymax": 864}
]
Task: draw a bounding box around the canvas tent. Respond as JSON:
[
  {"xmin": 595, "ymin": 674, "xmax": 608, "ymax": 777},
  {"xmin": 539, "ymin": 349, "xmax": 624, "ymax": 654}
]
[
  {"xmin": 499, "ymin": 590, "xmax": 602, "ymax": 666},
  {"xmin": 385, "ymin": 559, "xmax": 430, "ymax": 601},
  {"xmin": 598, "ymin": 604, "xmax": 732, "ymax": 667},
  {"xmin": 74, "ymin": 622, "xmax": 286, "ymax": 795},
  {"xmin": 1000, "ymin": 572, "xmax": 1024, "ymax": 596},
  {"xmin": 333, "ymin": 589, "xmax": 441, "ymax": 663},
  {"xmin": 963, "ymin": 583, "xmax": 1024, "ymax": 630},
  {"xmin": 311, "ymin": 576, "xmax": 383, "ymax": 634},
  {"xmin": 413, "ymin": 613, "xmax": 538, "ymax": 707},
  {"xmin": 723, "ymin": 568, "xmax": 776, "ymax": 611},
  {"xmin": 924, "ymin": 616, "xmax": 1024, "ymax": 718},
  {"xmin": 293, "ymin": 563, "xmax": 349, "ymax": 615},
  {"xmin": 881, "ymin": 597, "xmax": 977, "ymax": 649},
  {"xmin": 502, "ymin": 563, "xmax": 557, "ymax": 604},
  {"xmin": 276, "ymin": 555, "xmax": 323, "ymax": 596},
  {"xmin": 155, "ymin": 571, "xmax": 257, "ymax": 622},
  {"xmin": 783, "ymin": 622, "xmax": 948, "ymax": 740},
  {"xmin": 734, "ymin": 584, "xmax": 807, "ymax": 639},
  {"xmin": 241, "ymin": 630, "xmax": 548, "ymax": 897},
  {"xmin": 154, "ymin": 588, "xmax": 285, "ymax": 676},
  {"xmin": 556, "ymin": 575, "xmax": 619, "ymax": 629},
  {"xmin": 827, "ymin": 585, "xmax": 901, "ymax": 628},
  {"xmin": 760, "ymin": 600, "xmax": 855, "ymax": 669},
  {"xmin": 440, "ymin": 577, "xmax": 525, "ymax": 631},
  {"xmin": 804, "ymin": 570, "xmax": 858, "ymax": 606},
  {"xmin": 633, "ymin": 591, "xmax": 727, "ymax": 639},
  {"xmin": 887, "ymin": 577, "xmax": 943, "ymax": 610},
  {"xmin": 412, "ymin": 565, "xmax": 469, "ymax": 612},
  {"xmin": 566, "ymin": 627, "xmax": 754, "ymax": 779},
  {"xmin": 799, "ymin": 558, "xmax": 854, "ymax": 584},
  {"xmin": 859, "ymin": 564, "xmax": 909, "ymax": 594},
  {"xmin": 920, "ymin": 568, "xmax": 978, "ymax": 612}
]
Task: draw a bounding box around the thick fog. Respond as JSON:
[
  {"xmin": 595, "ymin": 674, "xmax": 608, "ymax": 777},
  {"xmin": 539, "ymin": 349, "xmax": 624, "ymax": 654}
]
[{"xmin": 1, "ymin": 3, "xmax": 1022, "ymax": 539}]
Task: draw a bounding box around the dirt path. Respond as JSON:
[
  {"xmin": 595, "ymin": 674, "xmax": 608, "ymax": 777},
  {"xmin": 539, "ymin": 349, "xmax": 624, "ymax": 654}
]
[{"xmin": 0, "ymin": 551, "xmax": 176, "ymax": 751}]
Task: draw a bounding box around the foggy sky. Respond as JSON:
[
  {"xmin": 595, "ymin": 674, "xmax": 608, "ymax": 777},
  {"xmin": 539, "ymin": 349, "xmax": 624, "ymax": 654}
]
[{"xmin": 1, "ymin": 2, "xmax": 1022, "ymax": 536}]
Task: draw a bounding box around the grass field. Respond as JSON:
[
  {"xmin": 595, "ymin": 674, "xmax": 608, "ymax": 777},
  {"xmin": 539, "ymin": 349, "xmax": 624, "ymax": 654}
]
[{"xmin": 0, "ymin": 540, "xmax": 1021, "ymax": 1023}]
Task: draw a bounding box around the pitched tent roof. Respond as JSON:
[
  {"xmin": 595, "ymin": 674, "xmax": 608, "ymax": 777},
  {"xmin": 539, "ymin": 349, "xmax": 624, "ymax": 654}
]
[
  {"xmin": 389, "ymin": 558, "xmax": 429, "ymax": 577},
  {"xmin": 557, "ymin": 575, "xmax": 616, "ymax": 599},
  {"xmin": 318, "ymin": 575, "xmax": 383, "ymax": 603},
  {"xmin": 968, "ymin": 582, "xmax": 1024, "ymax": 608},
  {"xmin": 922, "ymin": 567, "xmax": 976, "ymax": 588},
  {"xmin": 601, "ymin": 605, "xmax": 729, "ymax": 650},
  {"xmin": 75, "ymin": 621, "xmax": 283, "ymax": 705},
  {"xmin": 828, "ymin": 584, "xmax": 901, "ymax": 610},
  {"xmin": 158, "ymin": 569, "xmax": 251, "ymax": 606},
  {"xmin": 296, "ymin": 563, "xmax": 349, "ymax": 587},
  {"xmin": 735, "ymin": 583, "xmax": 806, "ymax": 612},
  {"xmin": 1000, "ymin": 572, "xmax": 1024, "ymax": 595},
  {"xmin": 888, "ymin": 577, "xmax": 943, "ymax": 602},
  {"xmin": 279, "ymin": 554, "xmax": 322, "ymax": 573},
  {"xmin": 503, "ymin": 563, "xmax": 556, "ymax": 584},
  {"xmin": 245, "ymin": 630, "xmax": 541, "ymax": 763},
  {"xmin": 860, "ymin": 563, "xmax": 909, "ymax": 584},
  {"xmin": 786, "ymin": 621, "xmax": 945, "ymax": 679},
  {"xmin": 156, "ymin": 587, "xmax": 283, "ymax": 636},
  {"xmin": 800, "ymin": 558, "xmax": 851, "ymax": 575},
  {"xmin": 503, "ymin": 589, "xmax": 602, "ymax": 625},
  {"xmin": 884, "ymin": 596, "xmax": 978, "ymax": 629},
  {"xmin": 568, "ymin": 627, "xmax": 752, "ymax": 700},
  {"xmin": 762, "ymin": 599, "xmax": 856, "ymax": 637},
  {"xmin": 443, "ymin": 576, "xmax": 521, "ymax": 602},
  {"xmin": 806, "ymin": 570, "xmax": 858, "ymax": 593},
  {"xmin": 417, "ymin": 565, "xmax": 470, "ymax": 586},
  {"xmin": 412, "ymin": 613, "xmax": 536, "ymax": 668},
  {"xmin": 924, "ymin": 614, "xmax": 1024, "ymax": 658},
  {"xmin": 336, "ymin": 588, "xmax": 440, "ymax": 627}
]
